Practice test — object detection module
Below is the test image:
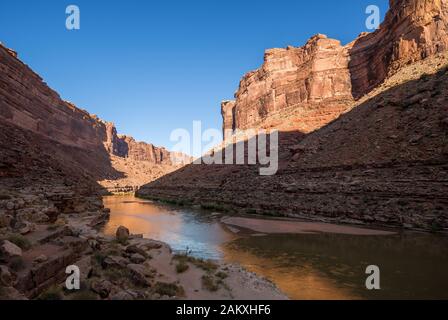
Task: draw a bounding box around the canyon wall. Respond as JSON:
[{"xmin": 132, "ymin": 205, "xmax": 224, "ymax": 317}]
[
  {"xmin": 349, "ymin": 0, "xmax": 448, "ymax": 98},
  {"xmin": 222, "ymin": 0, "xmax": 448, "ymax": 136},
  {"xmin": 0, "ymin": 43, "xmax": 190, "ymax": 169}
]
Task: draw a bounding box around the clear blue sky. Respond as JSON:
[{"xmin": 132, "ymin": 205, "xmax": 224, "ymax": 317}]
[{"xmin": 0, "ymin": 0, "xmax": 388, "ymax": 154}]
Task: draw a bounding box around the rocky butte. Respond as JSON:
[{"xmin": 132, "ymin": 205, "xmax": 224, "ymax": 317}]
[{"xmin": 138, "ymin": 0, "xmax": 448, "ymax": 231}]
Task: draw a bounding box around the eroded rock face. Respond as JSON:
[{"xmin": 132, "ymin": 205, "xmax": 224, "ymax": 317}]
[
  {"xmin": 349, "ymin": 0, "xmax": 448, "ymax": 98},
  {"xmin": 222, "ymin": 0, "xmax": 448, "ymax": 136},
  {"xmin": 224, "ymin": 35, "xmax": 353, "ymax": 135},
  {"xmin": 105, "ymin": 123, "xmax": 191, "ymax": 166},
  {"xmin": 0, "ymin": 42, "xmax": 190, "ymax": 193}
]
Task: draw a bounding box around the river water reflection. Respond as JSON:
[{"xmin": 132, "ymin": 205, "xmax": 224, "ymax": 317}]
[{"xmin": 103, "ymin": 196, "xmax": 448, "ymax": 299}]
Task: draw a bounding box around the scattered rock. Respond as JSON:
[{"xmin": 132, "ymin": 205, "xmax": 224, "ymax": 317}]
[
  {"xmin": 90, "ymin": 279, "xmax": 113, "ymax": 298},
  {"xmin": 0, "ymin": 240, "xmax": 22, "ymax": 258},
  {"xmin": 33, "ymin": 255, "xmax": 48, "ymax": 264},
  {"xmin": 130, "ymin": 253, "xmax": 146, "ymax": 264},
  {"xmin": 127, "ymin": 264, "xmax": 153, "ymax": 286},
  {"xmin": 101, "ymin": 256, "xmax": 127, "ymax": 269},
  {"xmin": 0, "ymin": 265, "xmax": 13, "ymax": 286},
  {"xmin": 116, "ymin": 226, "xmax": 130, "ymax": 243}
]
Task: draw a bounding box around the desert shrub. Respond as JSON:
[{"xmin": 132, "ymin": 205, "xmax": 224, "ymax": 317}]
[
  {"xmin": 215, "ymin": 271, "xmax": 228, "ymax": 279},
  {"xmin": 92, "ymin": 252, "xmax": 107, "ymax": 266},
  {"xmin": 175, "ymin": 261, "xmax": 189, "ymax": 274},
  {"xmin": 201, "ymin": 275, "xmax": 219, "ymax": 292},
  {"xmin": 38, "ymin": 286, "xmax": 63, "ymax": 300},
  {"xmin": 46, "ymin": 224, "xmax": 59, "ymax": 231},
  {"xmin": 6, "ymin": 234, "xmax": 31, "ymax": 250},
  {"xmin": 200, "ymin": 203, "xmax": 228, "ymax": 212},
  {"xmin": 173, "ymin": 254, "xmax": 217, "ymax": 272},
  {"xmin": 154, "ymin": 282, "xmax": 184, "ymax": 297}
]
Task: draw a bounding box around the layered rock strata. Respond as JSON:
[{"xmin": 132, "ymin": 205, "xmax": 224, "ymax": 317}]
[{"xmin": 222, "ymin": 0, "xmax": 448, "ymax": 136}]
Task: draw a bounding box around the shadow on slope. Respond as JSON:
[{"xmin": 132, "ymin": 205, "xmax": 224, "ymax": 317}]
[{"xmin": 137, "ymin": 67, "xmax": 448, "ymax": 231}]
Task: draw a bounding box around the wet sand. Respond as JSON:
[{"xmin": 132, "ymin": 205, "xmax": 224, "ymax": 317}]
[{"xmin": 221, "ymin": 216, "xmax": 396, "ymax": 236}]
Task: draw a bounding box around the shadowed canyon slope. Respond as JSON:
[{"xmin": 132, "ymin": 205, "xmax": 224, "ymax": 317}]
[
  {"xmin": 0, "ymin": 44, "xmax": 191, "ymax": 193},
  {"xmin": 138, "ymin": 0, "xmax": 448, "ymax": 231}
]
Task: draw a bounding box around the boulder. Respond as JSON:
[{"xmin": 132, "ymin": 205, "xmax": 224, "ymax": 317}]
[
  {"xmin": 110, "ymin": 291, "xmax": 134, "ymax": 300},
  {"xmin": 115, "ymin": 226, "xmax": 129, "ymax": 243},
  {"xmin": 0, "ymin": 240, "xmax": 22, "ymax": 259},
  {"xmin": 126, "ymin": 264, "xmax": 153, "ymax": 286},
  {"xmin": 130, "ymin": 253, "xmax": 146, "ymax": 264},
  {"xmin": 90, "ymin": 279, "xmax": 113, "ymax": 298},
  {"xmin": 0, "ymin": 265, "xmax": 13, "ymax": 286},
  {"xmin": 101, "ymin": 256, "xmax": 127, "ymax": 269},
  {"xmin": 125, "ymin": 244, "xmax": 147, "ymax": 258}
]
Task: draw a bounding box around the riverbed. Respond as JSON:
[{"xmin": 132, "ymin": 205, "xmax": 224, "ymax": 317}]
[{"xmin": 102, "ymin": 195, "xmax": 448, "ymax": 300}]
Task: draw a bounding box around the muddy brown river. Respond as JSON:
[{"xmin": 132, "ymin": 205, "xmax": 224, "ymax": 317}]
[{"xmin": 102, "ymin": 195, "xmax": 448, "ymax": 300}]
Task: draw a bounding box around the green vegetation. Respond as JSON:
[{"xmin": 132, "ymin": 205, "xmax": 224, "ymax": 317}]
[
  {"xmin": 173, "ymin": 254, "xmax": 218, "ymax": 272},
  {"xmin": 200, "ymin": 203, "xmax": 229, "ymax": 213},
  {"xmin": 430, "ymin": 220, "xmax": 443, "ymax": 233},
  {"xmin": 4, "ymin": 234, "xmax": 31, "ymax": 250},
  {"xmin": 70, "ymin": 290, "xmax": 98, "ymax": 300},
  {"xmin": 103, "ymin": 268, "xmax": 132, "ymax": 283},
  {"xmin": 46, "ymin": 224, "xmax": 59, "ymax": 231},
  {"xmin": 175, "ymin": 260, "xmax": 189, "ymax": 274},
  {"xmin": 38, "ymin": 286, "xmax": 63, "ymax": 300},
  {"xmin": 154, "ymin": 281, "xmax": 185, "ymax": 297},
  {"xmin": 201, "ymin": 275, "xmax": 219, "ymax": 292},
  {"xmin": 215, "ymin": 271, "xmax": 228, "ymax": 279}
]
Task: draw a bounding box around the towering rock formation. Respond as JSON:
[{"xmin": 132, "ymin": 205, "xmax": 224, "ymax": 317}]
[
  {"xmin": 222, "ymin": 35, "xmax": 353, "ymax": 135},
  {"xmin": 349, "ymin": 0, "xmax": 448, "ymax": 98},
  {"xmin": 222, "ymin": 0, "xmax": 448, "ymax": 137}
]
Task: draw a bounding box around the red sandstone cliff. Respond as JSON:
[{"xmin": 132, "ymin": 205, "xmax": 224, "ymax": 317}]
[
  {"xmin": 0, "ymin": 43, "xmax": 190, "ymax": 192},
  {"xmin": 222, "ymin": 0, "xmax": 448, "ymax": 137}
]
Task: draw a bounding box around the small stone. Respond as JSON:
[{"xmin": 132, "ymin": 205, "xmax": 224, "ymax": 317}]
[
  {"xmin": 90, "ymin": 280, "xmax": 113, "ymax": 299},
  {"xmin": 110, "ymin": 291, "xmax": 134, "ymax": 300},
  {"xmin": 6, "ymin": 202, "xmax": 14, "ymax": 211},
  {"xmin": 130, "ymin": 253, "xmax": 146, "ymax": 264},
  {"xmin": 0, "ymin": 240, "xmax": 22, "ymax": 258},
  {"xmin": 33, "ymin": 254, "xmax": 48, "ymax": 264},
  {"xmin": 101, "ymin": 256, "xmax": 127, "ymax": 269},
  {"xmin": 127, "ymin": 264, "xmax": 152, "ymax": 286},
  {"xmin": 125, "ymin": 245, "xmax": 148, "ymax": 258}
]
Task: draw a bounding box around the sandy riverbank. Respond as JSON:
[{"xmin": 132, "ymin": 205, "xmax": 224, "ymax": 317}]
[{"xmin": 221, "ymin": 216, "xmax": 396, "ymax": 236}]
